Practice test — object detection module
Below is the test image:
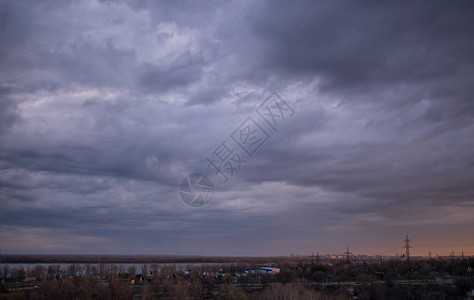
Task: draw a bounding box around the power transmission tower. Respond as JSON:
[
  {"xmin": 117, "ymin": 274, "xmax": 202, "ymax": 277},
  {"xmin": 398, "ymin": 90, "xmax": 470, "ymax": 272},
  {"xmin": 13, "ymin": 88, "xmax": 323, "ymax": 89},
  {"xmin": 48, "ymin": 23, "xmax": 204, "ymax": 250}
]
[
  {"xmin": 402, "ymin": 234, "xmax": 412, "ymax": 262},
  {"xmin": 345, "ymin": 247, "xmax": 352, "ymax": 263},
  {"xmin": 429, "ymin": 250, "xmax": 432, "ymax": 260}
]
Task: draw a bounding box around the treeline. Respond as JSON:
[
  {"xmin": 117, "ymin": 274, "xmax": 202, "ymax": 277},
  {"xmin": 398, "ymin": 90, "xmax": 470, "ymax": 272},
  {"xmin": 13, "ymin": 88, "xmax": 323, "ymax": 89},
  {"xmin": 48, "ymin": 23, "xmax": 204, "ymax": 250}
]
[
  {"xmin": 0, "ymin": 257, "xmax": 473, "ymax": 299},
  {"xmin": 0, "ymin": 262, "xmax": 348, "ymax": 299}
]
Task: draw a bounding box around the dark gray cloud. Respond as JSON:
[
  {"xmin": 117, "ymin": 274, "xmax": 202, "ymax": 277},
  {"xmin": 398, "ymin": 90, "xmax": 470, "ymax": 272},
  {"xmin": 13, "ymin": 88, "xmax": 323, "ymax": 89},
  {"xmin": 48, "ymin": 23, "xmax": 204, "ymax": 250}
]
[
  {"xmin": 250, "ymin": 1, "xmax": 474, "ymax": 91},
  {"xmin": 0, "ymin": 0, "xmax": 473, "ymax": 256},
  {"xmin": 139, "ymin": 51, "xmax": 205, "ymax": 93}
]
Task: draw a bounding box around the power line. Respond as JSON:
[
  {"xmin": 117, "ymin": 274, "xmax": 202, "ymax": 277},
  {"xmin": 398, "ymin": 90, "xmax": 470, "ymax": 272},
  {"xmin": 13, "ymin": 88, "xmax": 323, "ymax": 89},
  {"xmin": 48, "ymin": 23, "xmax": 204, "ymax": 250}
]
[{"xmin": 414, "ymin": 244, "xmax": 474, "ymax": 248}]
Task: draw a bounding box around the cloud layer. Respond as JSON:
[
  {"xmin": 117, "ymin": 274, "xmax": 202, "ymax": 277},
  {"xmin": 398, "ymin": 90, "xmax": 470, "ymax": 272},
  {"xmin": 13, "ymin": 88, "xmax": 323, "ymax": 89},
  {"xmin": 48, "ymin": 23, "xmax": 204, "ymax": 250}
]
[{"xmin": 0, "ymin": 0, "xmax": 473, "ymax": 256}]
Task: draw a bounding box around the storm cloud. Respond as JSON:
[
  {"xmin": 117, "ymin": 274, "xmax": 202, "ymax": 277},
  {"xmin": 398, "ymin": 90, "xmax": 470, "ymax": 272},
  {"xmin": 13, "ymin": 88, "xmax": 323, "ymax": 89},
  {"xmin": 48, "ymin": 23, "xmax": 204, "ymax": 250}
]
[{"xmin": 0, "ymin": 0, "xmax": 473, "ymax": 256}]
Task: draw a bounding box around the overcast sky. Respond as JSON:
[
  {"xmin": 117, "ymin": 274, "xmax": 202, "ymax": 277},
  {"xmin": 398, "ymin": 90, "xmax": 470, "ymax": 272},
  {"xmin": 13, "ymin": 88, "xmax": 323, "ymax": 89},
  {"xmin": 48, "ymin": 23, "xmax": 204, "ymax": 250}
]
[{"xmin": 1, "ymin": 0, "xmax": 473, "ymax": 257}]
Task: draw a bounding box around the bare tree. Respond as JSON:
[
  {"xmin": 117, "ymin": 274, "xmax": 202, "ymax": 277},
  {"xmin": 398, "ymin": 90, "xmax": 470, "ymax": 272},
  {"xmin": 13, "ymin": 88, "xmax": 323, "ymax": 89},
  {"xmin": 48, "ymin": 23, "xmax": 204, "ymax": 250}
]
[
  {"xmin": 47, "ymin": 265, "xmax": 60, "ymax": 280},
  {"xmin": 128, "ymin": 265, "xmax": 136, "ymax": 277},
  {"xmin": 32, "ymin": 264, "xmax": 46, "ymax": 281},
  {"xmin": 109, "ymin": 278, "xmax": 133, "ymax": 300},
  {"xmin": 1, "ymin": 264, "xmax": 9, "ymax": 280},
  {"xmin": 250, "ymin": 283, "xmax": 325, "ymax": 300},
  {"xmin": 142, "ymin": 263, "xmax": 149, "ymax": 279},
  {"xmin": 141, "ymin": 283, "xmax": 154, "ymax": 300},
  {"xmin": 99, "ymin": 263, "xmax": 105, "ymax": 279}
]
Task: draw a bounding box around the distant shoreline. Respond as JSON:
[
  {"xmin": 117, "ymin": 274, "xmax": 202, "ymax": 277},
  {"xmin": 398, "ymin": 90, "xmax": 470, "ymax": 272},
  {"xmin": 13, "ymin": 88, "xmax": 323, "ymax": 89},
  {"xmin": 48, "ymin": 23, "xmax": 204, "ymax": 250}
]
[{"xmin": 0, "ymin": 255, "xmax": 281, "ymax": 264}]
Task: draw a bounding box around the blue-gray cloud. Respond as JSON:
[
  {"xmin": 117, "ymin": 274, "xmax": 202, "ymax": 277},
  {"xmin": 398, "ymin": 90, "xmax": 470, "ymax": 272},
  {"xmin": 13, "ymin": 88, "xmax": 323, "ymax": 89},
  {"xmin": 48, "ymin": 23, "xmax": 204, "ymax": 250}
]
[{"xmin": 0, "ymin": 0, "xmax": 473, "ymax": 256}]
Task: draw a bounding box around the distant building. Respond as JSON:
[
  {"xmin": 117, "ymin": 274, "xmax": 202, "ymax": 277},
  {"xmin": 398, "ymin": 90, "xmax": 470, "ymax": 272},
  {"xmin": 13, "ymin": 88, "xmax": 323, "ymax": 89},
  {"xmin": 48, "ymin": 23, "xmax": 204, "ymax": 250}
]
[
  {"xmin": 245, "ymin": 267, "xmax": 280, "ymax": 274},
  {"xmin": 258, "ymin": 267, "xmax": 280, "ymax": 274},
  {"xmin": 23, "ymin": 277, "xmax": 36, "ymax": 283}
]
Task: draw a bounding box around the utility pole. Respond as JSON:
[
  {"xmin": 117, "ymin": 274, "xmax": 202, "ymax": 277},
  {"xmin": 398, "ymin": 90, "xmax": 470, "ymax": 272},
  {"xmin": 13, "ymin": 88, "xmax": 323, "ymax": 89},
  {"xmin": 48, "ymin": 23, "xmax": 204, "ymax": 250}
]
[
  {"xmin": 345, "ymin": 247, "xmax": 352, "ymax": 264},
  {"xmin": 403, "ymin": 234, "xmax": 412, "ymax": 262}
]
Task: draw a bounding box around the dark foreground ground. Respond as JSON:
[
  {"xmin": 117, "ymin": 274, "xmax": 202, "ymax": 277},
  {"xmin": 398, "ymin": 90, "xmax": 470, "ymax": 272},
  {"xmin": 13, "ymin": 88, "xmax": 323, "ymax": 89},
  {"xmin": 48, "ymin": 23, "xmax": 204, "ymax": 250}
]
[{"xmin": 1, "ymin": 255, "xmax": 473, "ymax": 299}]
